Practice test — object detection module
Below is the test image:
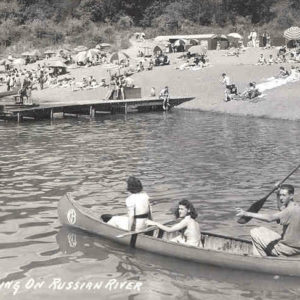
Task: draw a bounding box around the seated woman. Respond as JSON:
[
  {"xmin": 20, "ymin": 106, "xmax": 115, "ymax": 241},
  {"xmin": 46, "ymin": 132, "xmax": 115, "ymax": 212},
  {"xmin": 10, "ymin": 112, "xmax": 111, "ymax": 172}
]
[
  {"xmin": 107, "ymin": 176, "xmax": 152, "ymax": 231},
  {"xmin": 257, "ymin": 54, "xmax": 266, "ymax": 65},
  {"xmin": 146, "ymin": 200, "xmax": 201, "ymax": 247}
]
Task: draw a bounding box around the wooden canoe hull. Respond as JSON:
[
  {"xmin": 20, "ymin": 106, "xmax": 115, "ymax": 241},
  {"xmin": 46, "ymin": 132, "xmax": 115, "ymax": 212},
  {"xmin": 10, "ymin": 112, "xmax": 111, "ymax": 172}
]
[{"xmin": 58, "ymin": 193, "xmax": 300, "ymax": 277}]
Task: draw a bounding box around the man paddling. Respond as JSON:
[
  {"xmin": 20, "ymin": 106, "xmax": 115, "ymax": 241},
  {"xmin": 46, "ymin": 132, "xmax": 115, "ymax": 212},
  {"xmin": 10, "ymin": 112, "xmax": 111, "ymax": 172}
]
[{"xmin": 236, "ymin": 184, "xmax": 300, "ymax": 257}]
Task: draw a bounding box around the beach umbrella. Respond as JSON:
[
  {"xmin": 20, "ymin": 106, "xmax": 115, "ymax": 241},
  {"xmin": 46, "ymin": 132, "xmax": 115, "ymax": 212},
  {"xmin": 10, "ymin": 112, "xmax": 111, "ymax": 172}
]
[
  {"xmin": 30, "ymin": 49, "xmax": 41, "ymax": 56},
  {"xmin": 47, "ymin": 60, "xmax": 67, "ymax": 68},
  {"xmin": 86, "ymin": 49, "xmax": 101, "ymax": 61},
  {"xmin": 75, "ymin": 51, "xmax": 88, "ymax": 64},
  {"xmin": 284, "ymin": 26, "xmax": 300, "ymax": 40},
  {"xmin": 188, "ymin": 39, "xmax": 199, "ymax": 46},
  {"xmin": 188, "ymin": 45, "xmax": 207, "ymax": 55},
  {"xmin": 0, "ymin": 59, "xmax": 8, "ymax": 65},
  {"xmin": 74, "ymin": 45, "xmax": 88, "ymax": 53},
  {"xmin": 109, "ymin": 51, "xmax": 130, "ymax": 63},
  {"xmin": 174, "ymin": 39, "xmax": 188, "ymax": 47},
  {"xmin": 21, "ymin": 51, "xmax": 32, "ymax": 56},
  {"xmin": 99, "ymin": 43, "xmax": 111, "ymax": 48},
  {"xmin": 227, "ymin": 33, "xmax": 243, "ymax": 39},
  {"xmin": 216, "ymin": 34, "xmax": 228, "ymax": 40},
  {"xmin": 12, "ymin": 58, "xmax": 26, "ymax": 66},
  {"xmin": 57, "ymin": 48, "xmax": 71, "ymax": 54},
  {"xmin": 44, "ymin": 49, "xmax": 56, "ymax": 55}
]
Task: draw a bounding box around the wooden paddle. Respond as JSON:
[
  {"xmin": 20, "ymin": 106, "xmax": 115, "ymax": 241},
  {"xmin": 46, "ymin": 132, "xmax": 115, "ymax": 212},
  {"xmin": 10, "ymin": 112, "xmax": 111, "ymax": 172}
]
[
  {"xmin": 116, "ymin": 219, "xmax": 175, "ymax": 238},
  {"xmin": 237, "ymin": 163, "xmax": 300, "ymax": 224}
]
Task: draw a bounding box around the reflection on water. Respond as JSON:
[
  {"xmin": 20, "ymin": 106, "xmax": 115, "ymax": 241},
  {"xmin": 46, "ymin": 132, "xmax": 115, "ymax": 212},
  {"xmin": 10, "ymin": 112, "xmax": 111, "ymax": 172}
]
[{"xmin": 1, "ymin": 110, "xmax": 300, "ymax": 299}]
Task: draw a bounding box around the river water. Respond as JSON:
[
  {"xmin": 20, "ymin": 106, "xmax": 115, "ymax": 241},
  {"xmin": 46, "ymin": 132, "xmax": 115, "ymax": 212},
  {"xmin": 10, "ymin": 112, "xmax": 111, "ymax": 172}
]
[{"xmin": 1, "ymin": 110, "xmax": 300, "ymax": 300}]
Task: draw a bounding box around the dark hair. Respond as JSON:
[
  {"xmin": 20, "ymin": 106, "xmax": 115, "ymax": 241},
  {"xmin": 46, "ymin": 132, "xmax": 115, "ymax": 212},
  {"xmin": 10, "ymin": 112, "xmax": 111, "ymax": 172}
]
[
  {"xmin": 175, "ymin": 200, "xmax": 198, "ymax": 219},
  {"xmin": 127, "ymin": 176, "xmax": 143, "ymax": 193},
  {"xmin": 280, "ymin": 184, "xmax": 294, "ymax": 195}
]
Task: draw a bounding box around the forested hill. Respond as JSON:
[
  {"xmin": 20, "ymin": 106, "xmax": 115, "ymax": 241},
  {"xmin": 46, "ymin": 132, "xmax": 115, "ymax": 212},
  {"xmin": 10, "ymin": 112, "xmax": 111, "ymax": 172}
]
[{"xmin": 0, "ymin": 0, "xmax": 299, "ymax": 51}]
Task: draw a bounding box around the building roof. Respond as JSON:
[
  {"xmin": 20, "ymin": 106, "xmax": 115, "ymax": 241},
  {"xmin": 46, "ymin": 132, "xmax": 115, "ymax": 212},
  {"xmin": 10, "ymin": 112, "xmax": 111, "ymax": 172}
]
[{"xmin": 154, "ymin": 34, "xmax": 217, "ymax": 41}]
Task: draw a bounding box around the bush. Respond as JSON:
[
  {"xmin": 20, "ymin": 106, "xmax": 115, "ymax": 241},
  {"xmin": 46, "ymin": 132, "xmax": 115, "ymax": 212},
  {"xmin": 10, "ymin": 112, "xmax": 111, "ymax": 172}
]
[{"xmin": 117, "ymin": 16, "xmax": 133, "ymax": 29}]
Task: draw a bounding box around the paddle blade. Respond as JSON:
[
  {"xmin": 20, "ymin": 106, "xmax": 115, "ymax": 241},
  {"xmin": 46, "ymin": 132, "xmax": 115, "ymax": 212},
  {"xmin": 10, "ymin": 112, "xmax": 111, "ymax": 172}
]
[
  {"xmin": 101, "ymin": 214, "xmax": 113, "ymax": 223},
  {"xmin": 237, "ymin": 197, "xmax": 267, "ymax": 224}
]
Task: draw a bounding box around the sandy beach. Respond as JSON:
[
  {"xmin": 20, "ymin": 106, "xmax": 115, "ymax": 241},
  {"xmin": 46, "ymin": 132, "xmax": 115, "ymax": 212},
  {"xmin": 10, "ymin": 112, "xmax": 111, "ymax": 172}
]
[{"xmin": 29, "ymin": 41, "xmax": 300, "ymax": 121}]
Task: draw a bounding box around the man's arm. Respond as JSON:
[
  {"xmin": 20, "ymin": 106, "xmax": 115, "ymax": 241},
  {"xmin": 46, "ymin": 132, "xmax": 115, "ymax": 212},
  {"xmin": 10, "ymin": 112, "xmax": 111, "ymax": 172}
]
[{"xmin": 236, "ymin": 208, "xmax": 280, "ymax": 223}]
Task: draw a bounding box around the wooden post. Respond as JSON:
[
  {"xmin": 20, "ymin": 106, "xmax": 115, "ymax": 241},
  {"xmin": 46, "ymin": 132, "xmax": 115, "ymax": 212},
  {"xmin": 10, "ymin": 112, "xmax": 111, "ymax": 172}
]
[
  {"xmin": 50, "ymin": 109, "xmax": 54, "ymax": 120},
  {"xmin": 17, "ymin": 112, "xmax": 20, "ymax": 123},
  {"xmin": 125, "ymin": 103, "xmax": 127, "ymax": 115},
  {"xmin": 89, "ymin": 106, "xmax": 95, "ymax": 118}
]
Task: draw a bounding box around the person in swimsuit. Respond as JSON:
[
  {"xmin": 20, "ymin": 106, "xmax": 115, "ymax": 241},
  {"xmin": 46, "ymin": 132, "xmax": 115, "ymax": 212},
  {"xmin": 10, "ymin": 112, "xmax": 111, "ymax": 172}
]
[
  {"xmin": 146, "ymin": 200, "xmax": 201, "ymax": 247},
  {"xmin": 107, "ymin": 176, "xmax": 152, "ymax": 231}
]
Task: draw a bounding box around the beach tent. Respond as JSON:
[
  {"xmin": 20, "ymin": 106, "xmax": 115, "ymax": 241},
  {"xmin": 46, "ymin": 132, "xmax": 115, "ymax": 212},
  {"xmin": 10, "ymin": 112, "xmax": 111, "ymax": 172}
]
[
  {"xmin": 155, "ymin": 34, "xmax": 218, "ymax": 50},
  {"xmin": 188, "ymin": 45, "xmax": 207, "ymax": 55},
  {"xmin": 212, "ymin": 34, "xmax": 230, "ymax": 49},
  {"xmin": 283, "ymin": 26, "xmax": 300, "ymax": 40},
  {"xmin": 109, "ymin": 51, "xmax": 130, "ymax": 63}
]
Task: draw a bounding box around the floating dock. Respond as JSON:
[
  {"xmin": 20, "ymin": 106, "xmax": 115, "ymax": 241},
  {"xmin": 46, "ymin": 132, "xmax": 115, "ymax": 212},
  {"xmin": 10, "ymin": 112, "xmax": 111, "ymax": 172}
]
[{"xmin": 0, "ymin": 96, "xmax": 194, "ymax": 122}]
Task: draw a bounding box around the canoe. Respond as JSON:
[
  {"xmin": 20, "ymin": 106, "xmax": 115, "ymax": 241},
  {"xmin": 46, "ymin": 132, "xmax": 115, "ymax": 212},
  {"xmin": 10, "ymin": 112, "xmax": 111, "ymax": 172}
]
[
  {"xmin": 58, "ymin": 193, "xmax": 300, "ymax": 277},
  {"xmin": 56, "ymin": 226, "xmax": 300, "ymax": 289}
]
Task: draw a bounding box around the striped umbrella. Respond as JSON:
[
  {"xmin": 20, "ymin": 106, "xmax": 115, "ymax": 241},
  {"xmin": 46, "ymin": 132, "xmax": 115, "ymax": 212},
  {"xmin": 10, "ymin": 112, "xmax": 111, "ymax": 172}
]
[
  {"xmin": 188, "ymin": 45, "xmax": 207, "ymax": 55},
  {"xmin": 284, "ymin": 26, "xmax": 300, "ymax": 40}
]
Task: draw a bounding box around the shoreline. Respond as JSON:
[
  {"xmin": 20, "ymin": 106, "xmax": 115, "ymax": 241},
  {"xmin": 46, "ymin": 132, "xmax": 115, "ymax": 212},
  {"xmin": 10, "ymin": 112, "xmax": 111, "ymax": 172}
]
[{"xmin": 22, "ymin": 44, "xmax": 300, "ymax": 122}]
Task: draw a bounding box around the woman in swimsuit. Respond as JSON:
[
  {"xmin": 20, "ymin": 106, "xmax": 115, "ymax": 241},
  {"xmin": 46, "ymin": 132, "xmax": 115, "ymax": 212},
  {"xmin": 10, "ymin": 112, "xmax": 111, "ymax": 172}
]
[
  {"xmin": 146, "ymin": 200, "xmax": 201, "ymax": 247},
  {"xmin": 107, "ymin": 176, "xmax": 152, "ymax": 231}
]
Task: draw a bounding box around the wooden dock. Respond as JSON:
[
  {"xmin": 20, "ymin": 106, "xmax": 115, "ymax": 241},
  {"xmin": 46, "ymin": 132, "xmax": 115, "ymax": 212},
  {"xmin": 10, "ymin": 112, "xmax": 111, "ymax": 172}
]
[{"xmin": 0, "ymin": 96, "xmax": 194, "ymax": 122}]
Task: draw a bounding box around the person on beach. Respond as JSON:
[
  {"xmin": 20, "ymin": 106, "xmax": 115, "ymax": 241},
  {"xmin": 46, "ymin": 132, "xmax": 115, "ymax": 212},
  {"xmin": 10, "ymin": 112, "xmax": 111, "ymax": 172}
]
[
  {"xmin": 19, "ymin": 73, "xmax": 32, "ymax": 105},
  {"xmin": 150, "ymin": 87, "xmax": 156, "ymax": 97},
  {"xmin": 236, "ymin": 184, "xmax": 300, "ymax": 257},
  {"xmin": 221, "ymin": 73, "xmax": 230, "ymax": 87},
  {"xmin": 257, "ymin": 54, "xmax": 267, "ymax": 65},
  {"xmin": 278, "ymin": 66, "xmax": 290, "ymax": 78},
  {"xmin": 221, "ymin": 73, "xmax": 237, "ymax": 102},
  {"xmin": 268, "ymin": 54, "xmax": 275, "ymax": 65},
  {"xmin": 159, "ymin": 86, "xmax": 170, "ymax": 110},
  {"xmin": 240, "ymin": 82, "xmax": 261, "ymax": 99},
  {"xmin": 146, "ymin": 200, "xmax": 201, "ymax": 247},
  {"xmin": 107, "ymin": 176, "xmax": 152, "ymax": 231}
]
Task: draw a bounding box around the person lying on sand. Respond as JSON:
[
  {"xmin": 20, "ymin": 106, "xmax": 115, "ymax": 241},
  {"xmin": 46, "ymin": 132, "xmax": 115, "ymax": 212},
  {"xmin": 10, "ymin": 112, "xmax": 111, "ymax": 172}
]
[
  {"xmin": 240, "ymin": 82, "xmax": 261, "ymax": 99},
  {"xmin": 277, "ymin": 66, "xmax": 290, "ymax": 78}
]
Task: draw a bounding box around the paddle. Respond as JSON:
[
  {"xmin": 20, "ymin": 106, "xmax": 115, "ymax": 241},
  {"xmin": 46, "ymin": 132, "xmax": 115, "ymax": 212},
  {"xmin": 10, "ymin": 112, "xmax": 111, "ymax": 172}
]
[
  {"xmin": 100, "ymin": 214, "xmax": 113, "ymax": 223},
  {"xmin": 116, "ymin": 219, "xmax": 175, "ymax": 238},
  {"xmin": 237, "ymin": 163, "xmax": 300, "ymax": 224}
]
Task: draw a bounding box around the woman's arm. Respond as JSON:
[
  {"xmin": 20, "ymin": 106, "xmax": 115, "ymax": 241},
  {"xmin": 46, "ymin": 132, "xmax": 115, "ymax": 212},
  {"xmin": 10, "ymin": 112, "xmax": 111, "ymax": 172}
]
[
  {"xmin": 128, "ymin": 215, "xmax": 135, "ymax": 231},
  {"xmin": 146, "ymin": 218, "xmax": 187, "ymax": 233}
]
